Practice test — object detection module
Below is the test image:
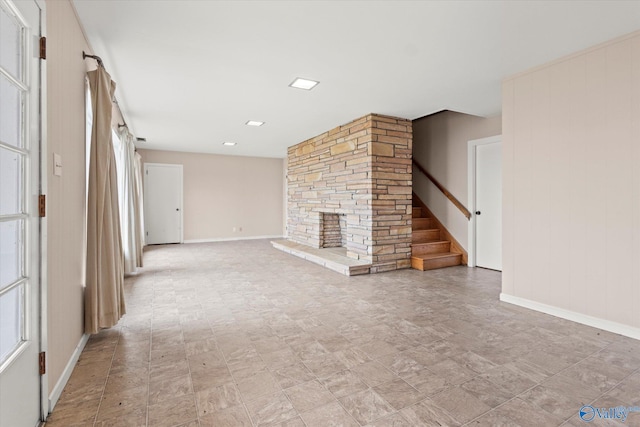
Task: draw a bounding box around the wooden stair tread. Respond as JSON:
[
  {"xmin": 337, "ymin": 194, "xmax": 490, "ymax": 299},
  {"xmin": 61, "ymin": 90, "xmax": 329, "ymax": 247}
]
[
  {"xmin": 411, "ymin": 252, "xmax": 462, "ymax": 271},
  {"xmin": 412, "ymin": 252, "xmax": 461, "ymax": 260},
  {"xmin": 411, "ymin": 239, "xmax": 448, "ymax": 246},
  {"xmin": 412, "ymin": 229, "xmax": 441, "ymax": 243},
  {"xmin": 412, "ymin": 207, "xmax": 427, "ymax": 218}
]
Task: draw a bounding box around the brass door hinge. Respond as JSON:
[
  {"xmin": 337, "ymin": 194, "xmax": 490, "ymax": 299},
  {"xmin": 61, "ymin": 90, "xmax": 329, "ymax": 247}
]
[
  {"xmin": 38, "ymin": 195, "xmax": 46, "ymax": 217},
  {"xmin": 39, "ymin": 37, "xmax": 46, "ymax": 60},
  {"xmin": 39, "ymin": 352, "xmax": 46, "ymax": 375}
]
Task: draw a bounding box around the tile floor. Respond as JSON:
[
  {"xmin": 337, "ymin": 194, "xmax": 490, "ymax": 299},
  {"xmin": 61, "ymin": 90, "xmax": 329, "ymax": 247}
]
[{"xmin": 45, "ymin": 240, "xmax": 640, "ymax": 427}]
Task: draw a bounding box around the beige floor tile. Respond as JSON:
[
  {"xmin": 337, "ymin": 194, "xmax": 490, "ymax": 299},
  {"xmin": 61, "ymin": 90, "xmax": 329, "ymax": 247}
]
[
  {"xmin": 283, "ymin": 379, "xmax": 335, "ymax": 412},
  {"xmin": 187, "ymin": 348, "xmax": 226, "ymax": 372},
  {"xmin": 339, "ymin": 388, "xmax": 395, "ymax": 425},
  {"xmin": 351, "ymin": 361, "xmax": 398, "ymax": 387},
  {"xmin": 150, "ymin": 358, "xmax": 190, "ymax": 383},
  {"xmin": 364, "ymin": 412, "xmax": 414, "ymax": 427},
  {"xmin": 185, "ymin": 338, "xmax": 218, "ymax": 357},
  {"xmin": 199, "ymin": 405, "xmax": 252, "ymax": 427},
  {"xmin": 378, "ymin": 352, "xmax": 425, "ymax": 378},
  {"xmin": 320, "ymin": 369, "xmax": 368, "ymax": 398},
  {"xmin": 272, "ymin": 362, "xmax": 316, "ymax": 388},
  {"xmin": 195, "ymin": 382, "xmax": 242, "ymax": 416},
  {"xmin": 460, "ymin": 376, "xmax": 513, "ymax": 408},
  {"xmin": 44, "ymin": 398, "xmax": 100, "ymax": 426},
  {"xmin": 260, "ymin": 347, "xmax": 300, "ymax": 370},
  {"xmin": 400, "ymin": 399, "xmax": 462, "ymax": 427},
  {"xmin": 450, "ymin": 350, "xmax": 498, "ymax": 374},
  {"xmin": 96, "ymin": 385, "xmax": 148, "ymax": 421},
  {"xmin": 190, "ymin": 365, "xmax": 233, "ymax": 392},
  {"xmin": 303, "ymin": 354, "xmax": 348, "ymax": 378},
  {"xmin": 237, "ymin": 369, "xmax": 282, "ymax": 402},
  {"xmin": 103, "ymin": 368, "xmax": 149, "ymax": 394},
  {"xmin": 244, "ymin": 391, "xmax": 299, "ymax": 426},
  {"xmin": 55, "ymin": 375, "xmax": 107, "ymax": 405},
  {"xmin": 560, "ymin": 355, "xmax": 634, "ymax": 392},
  {"xmin": 333, "ymin": 346, "xmax": 372, "ymax": 368},
  {"xmin": 148, "ymin": 373, "xmax": 192, "ymax": 405},
  {"xmin": 483, "ymin": 397, "xmax": 564, "ymax": 426},
  {"xmin": 480, "ymin": 364, "xmax": 538, "ymax": 395},
  {"xmin": 46, "ymin": 241, "xmax": 640, "ymax": 427},
  {"xmin": 147, "ymin": 394, "xmax": 197, "ymax": 426},
  {"xmin": 425, "ymin": 358, "xmax": 477, "ymax": 385},
  {"xmin": 93, "ymin": 412, "xmax": 147, "ymax": 427},
  {"xmin": 430, "ymin": 385, "xmax": 491, "ymax": 424},
  {"xmin": 373, "ymin": 378, "xmax": 426, "ymax": 411},
  {"xmin": 520, "ymin": 374, "xmax": 601, "ymax": 420},
  {"xmin": 272, "ymin": 416, "xmax": 307, "ymax": 427},
  {"xmin": 605, "ymin": 371, "xmax": 640, "ymax": 406},
  {"xmin": 299, "ymin": 401, "xmax": 359, "ymax": 427}
]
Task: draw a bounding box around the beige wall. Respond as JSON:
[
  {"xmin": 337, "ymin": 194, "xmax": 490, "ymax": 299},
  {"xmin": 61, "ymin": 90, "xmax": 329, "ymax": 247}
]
[
  {"xmin": 412, "ymin": 111, "xmax": 501, "ymax": 249},
  {"xmin": 138, "ymin": 149, "xmax": 284, "ymax": 241},
  {"xmin": 502, "ymin": 31, "xmax": 640, "ymax": 335},
  {"xmin": 46, "ymin": 0, "xmax": 93, "ymax": 395}
]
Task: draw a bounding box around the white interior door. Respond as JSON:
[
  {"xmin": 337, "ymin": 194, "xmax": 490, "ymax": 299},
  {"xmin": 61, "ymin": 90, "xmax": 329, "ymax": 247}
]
[
  {"xmin": 475, "ymin": 141, "xmax": 502, "ymax": 271},
  {"xmin": 0, "ymin": 0, "xmax": 43, "ymax": 426},
  {"xmin": 144, "ymin": 163, "xmax": 183, "ymax": 245}
]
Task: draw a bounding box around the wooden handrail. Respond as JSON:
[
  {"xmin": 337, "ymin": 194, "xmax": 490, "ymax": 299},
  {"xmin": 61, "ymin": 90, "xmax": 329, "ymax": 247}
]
[{"xmin": 412, "ymin": 159, "xmax": 471, "ymax": 220}]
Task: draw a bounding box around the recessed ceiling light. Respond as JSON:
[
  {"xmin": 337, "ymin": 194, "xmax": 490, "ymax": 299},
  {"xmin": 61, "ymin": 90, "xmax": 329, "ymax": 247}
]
[
  {"xmin": 222, "ymin": 141, "xmax": 237, "ymax": 146},
  {"xmin": 246, "ymin": 120, "xmax": 265, "ymax": 127},
  {"xmin": 289, "ymin": 77, "xmax": 319, "ymax": 90}
]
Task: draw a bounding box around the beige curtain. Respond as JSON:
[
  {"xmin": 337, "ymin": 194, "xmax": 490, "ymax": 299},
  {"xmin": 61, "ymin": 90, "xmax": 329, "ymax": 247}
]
[
  {"xmin": 85, "ymin": 66, "xmax": 125, "ymax": 334},
  {"xmin": 133, "ymin": 152, "xmax": 144, "ymax": 267},
  {"xmin": 115, "ymin": 127, "xmax": 142, "ymax": 273}
]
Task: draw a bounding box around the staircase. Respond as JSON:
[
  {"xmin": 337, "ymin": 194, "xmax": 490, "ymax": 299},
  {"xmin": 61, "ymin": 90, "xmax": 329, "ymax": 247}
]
[{"xmin": 411, "ymin": 205, "xmax": 463, "ymax": 271}]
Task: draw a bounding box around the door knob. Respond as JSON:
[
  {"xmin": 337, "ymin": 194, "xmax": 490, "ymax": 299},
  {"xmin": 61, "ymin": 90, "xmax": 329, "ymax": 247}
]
[
  {"xmin": 475, "ymin": 211, "xmax": 481, "ymax": 215},
  {"xmin": 176, "ymin": 208, "xmax": 180, "ymax": 211}
]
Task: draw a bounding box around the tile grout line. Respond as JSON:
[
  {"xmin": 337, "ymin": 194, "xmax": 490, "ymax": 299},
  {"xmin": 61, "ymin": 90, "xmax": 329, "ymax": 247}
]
[
  {"xmin": 209, "ymin": 315, "xmax": 260, "ymax": 427},
  {"xmin": 90, "ymin": 326, "xmax": 123, "ymax": 427},
  {"xmin": 178, "ymin": 316, "xmax": 200, "ymax": 427},
  {"xmin": 146, "ymin": 287, "xmax": 156, "ymax": 426}
]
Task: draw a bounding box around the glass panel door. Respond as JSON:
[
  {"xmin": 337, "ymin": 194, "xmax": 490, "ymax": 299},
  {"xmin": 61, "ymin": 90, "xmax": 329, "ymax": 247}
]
[
  {"xmin": 0, "ymin": 0, "xmax": 41, "ymax": 425},
  {"xmin": 0, "ymin": 0, "xmax": 27, "ymax": 370}
]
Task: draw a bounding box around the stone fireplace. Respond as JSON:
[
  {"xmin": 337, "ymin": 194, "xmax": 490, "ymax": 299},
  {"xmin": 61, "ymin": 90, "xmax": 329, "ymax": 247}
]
[
  {"xmin": 321, "ymin": 213, "xmax": 347, "ymax": 248},
  {"xmin": 284, "ymin": 113, "xmax": 413, "ymax": 274}
]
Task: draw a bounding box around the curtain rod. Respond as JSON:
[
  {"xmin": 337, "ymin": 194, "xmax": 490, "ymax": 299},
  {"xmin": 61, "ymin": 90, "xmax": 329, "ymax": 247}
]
[
  {"xmin": 83, "ymin": 51, "xmax": 136, "ymax": 139},
  {"xmin": 82, "ymin": 51, "xmax": 104, "ymax": 68}
]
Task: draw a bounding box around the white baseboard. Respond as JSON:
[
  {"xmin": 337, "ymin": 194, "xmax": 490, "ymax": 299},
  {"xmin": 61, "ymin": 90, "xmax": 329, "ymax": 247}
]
[
  {"xmin": 184, "ymin": 235, "xmax": 284, "ymax": 244},
  {"xmin": 500, "ymin": 293, "xmax": 640, "ymax": 340},
  {"xmin": 48, "ymin": 333, "xmax": 90, "ymax": 412}
]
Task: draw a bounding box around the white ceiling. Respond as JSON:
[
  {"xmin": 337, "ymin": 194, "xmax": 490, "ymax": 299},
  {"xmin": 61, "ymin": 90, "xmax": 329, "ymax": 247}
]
[{"xmin": 72, "ymin": 1, "xmax": 640, "ymax": 159}]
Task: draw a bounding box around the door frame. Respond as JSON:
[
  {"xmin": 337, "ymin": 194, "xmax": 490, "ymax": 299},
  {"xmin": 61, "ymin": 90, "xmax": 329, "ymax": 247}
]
[
  {"xmin": 143, "ymin": 162, "xmax": 183, "ymax": 245},
  {"xmin": 36, "ymin": 0, "xmax": 48, "ymax": 419},
  {"xmin": 0, "ymin": 0, "xmax": 47, "ymax": 422},
  {"xmin": 467, "ymin": 135, "xmax": 501, "ymax": 268}
]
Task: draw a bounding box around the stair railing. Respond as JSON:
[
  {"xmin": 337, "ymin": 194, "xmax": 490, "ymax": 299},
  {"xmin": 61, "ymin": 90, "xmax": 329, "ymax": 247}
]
[{"xmin": 412, "ymin": 159, "xmax": 471, "ymax": 220}]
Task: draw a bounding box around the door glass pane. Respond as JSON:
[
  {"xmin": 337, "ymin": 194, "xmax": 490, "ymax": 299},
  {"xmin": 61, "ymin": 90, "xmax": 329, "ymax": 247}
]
[
  {"xmin": 0, "ymin": 284, "xmax": 23, "ymax": 362},
  {"xmin": 0, "ymin": 73, "xmax": 23, "ymax": 148},
  {"xmin": 0, "ymin": 220, "xmax": 22, "ymax": 290},
  {"xmin": 0, "ymin": 2, "xmax": 22, "ymax": 80},
  {"xmin": 0, "ymin": 148, "xmax": 22, "ymax": 215}
]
